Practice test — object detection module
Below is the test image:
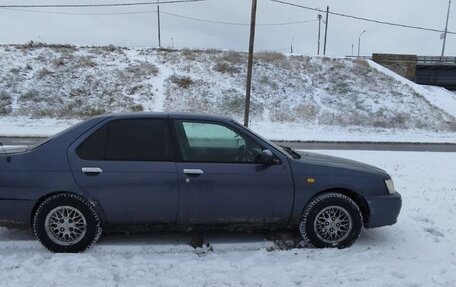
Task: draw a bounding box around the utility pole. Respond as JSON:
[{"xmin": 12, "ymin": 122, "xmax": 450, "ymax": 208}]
[
  {"xmin": 244, "ymin": 0, "xmax": 258, "ymax": 127},
  {"xmin": 157, "ymin": 0, "xmax": 161, "ymax": 48},
  {"xmin": 441, "ymin": 0, "xmax": 452, "ymax": 62},
  {"xmin": 351, "ymin": 44, "xmax": 354, "ymax": 57},
  {"xmin": 317, "ymin": 14, "xmax": 322, "ymax": 55},
  {"xmin": 290, "ymin": 37, "xmax": 294, "ymax": 54},
  {"xmin": 323, "ymin": 6, "xmax": 329, "ymax": 56},
  {"xmin": 358, "ymin": 30, "xmax": 366, "ymax": 57}
]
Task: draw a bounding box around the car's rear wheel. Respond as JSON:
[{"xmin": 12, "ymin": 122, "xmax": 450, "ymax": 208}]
[
  {"xmin": 299, "ymin": 193, "xmax": 362, "ymax": 248},
  {"xmin": 33, "ymin": 193, "xmax": 102, "ymax": 253}
]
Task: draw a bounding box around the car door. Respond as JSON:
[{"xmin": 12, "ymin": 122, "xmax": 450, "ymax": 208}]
[
  {"xmin": 67, "ymin": 116, "xmax": 178, "ymax": 225},
  {"xmin": 172, "ymin": 118, "xmax": 294, "ymax": 225}
]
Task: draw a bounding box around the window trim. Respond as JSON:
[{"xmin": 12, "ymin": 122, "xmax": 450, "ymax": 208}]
[
  {"xmin": 76, "ymin": 118, "xmax": 172, "ymax": 162},
  {"xmin": 171, "ymin": 119, "xmax": 268, "ymax": 164}
]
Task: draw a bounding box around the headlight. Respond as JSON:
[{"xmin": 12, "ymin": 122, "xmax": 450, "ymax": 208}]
[{"xmin": 385, "ymin": 179, "xmax": 395, "ymax": 194}]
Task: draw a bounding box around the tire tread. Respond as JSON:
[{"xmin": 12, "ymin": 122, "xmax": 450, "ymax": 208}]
[
  {"xmin": 33, "ymin": 193, "xmax": 102, "ymax": 253},
  {"xmin": 299, "ymin": 192, "xmax": 363, "ymax": 248}
]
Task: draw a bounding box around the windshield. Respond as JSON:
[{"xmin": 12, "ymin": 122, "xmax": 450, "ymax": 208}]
[{"xmin": 279, "ymin": 145, "xmax": 302, "ymax": 160}]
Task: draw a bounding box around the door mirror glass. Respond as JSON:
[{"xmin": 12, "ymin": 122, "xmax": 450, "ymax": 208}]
[{"xmin": 260, "ymin": 149, "xmax": 277, "ymax": 165}]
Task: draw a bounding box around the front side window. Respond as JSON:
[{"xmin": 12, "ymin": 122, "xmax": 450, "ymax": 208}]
[
  {"xmin": 77, "ymin": 119, "xmax": 168, "ymax": 161},
  {"xmin": 174, "ymin": 121, "xmax": 263, "ymax": 163}
]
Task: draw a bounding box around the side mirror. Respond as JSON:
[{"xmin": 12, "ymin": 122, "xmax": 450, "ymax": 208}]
[{"xmin": 260, "ymin": 149, "xmax": 278, "ymax": 165}]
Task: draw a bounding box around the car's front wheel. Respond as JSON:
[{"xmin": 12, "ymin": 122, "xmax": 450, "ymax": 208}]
[
  {"xmin": 33, "ymin": 193, "xmax": 102, "ymax": 253},
  {"xmin": 299, "ymin": 193, "xmax": 363, "ymax": 248}
]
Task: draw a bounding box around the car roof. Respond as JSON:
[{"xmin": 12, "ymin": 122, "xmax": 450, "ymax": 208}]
[{"xmin": 97, "ymin": 112, "xmax": 233, "ymax": 122}]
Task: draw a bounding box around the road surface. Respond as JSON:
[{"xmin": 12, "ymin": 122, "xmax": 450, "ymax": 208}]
[{"xmin": 1, "ymin": 137, "xmax": 456, "ymax": 152}]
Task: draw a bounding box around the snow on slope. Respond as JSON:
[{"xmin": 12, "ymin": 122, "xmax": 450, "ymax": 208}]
[
  {"xmin": 368, "ymin": 60, "xmax": 456, "ymax": 118},
  {"xmin": 0, "ymin": 150, "xmax": 455, "ymax": 287},
  {"xmin": 421, "ymin": 85, "xmax": 456, "ymax": 118},
  {"xmin": 1, "ymin": 43, "xmax": 456, "ymax": 141}
]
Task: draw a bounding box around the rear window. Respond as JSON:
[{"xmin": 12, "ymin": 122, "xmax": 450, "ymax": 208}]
[{"xmin": 77, "ymin": 119, "xmax": 168, "ymax": 161}]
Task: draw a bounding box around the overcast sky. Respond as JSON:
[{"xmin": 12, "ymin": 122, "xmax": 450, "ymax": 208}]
[{"xmin": 0, "ymin": 0, "xmax": 454, "ymax": 57}]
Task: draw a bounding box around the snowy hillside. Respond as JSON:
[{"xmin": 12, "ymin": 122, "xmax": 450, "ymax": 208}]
[{"xmin": 0, "ymin": 43, "xmax": 455, "ymax": 140}]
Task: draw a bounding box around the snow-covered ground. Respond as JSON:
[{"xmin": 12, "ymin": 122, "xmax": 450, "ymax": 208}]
[
  {"xmin": 2, "ymin": 116, "xmax": 456, "ymax": 143},
  {"xmin": 0, "ymin": 116, "xmax": 79, "ymax": 137},
  {"xmin": 251, "ymin": 121, "xmax": 456, "ymax": 143},
  {"xmin": 1, "ymin": 150, "xmax": 455, "ymax": 287}
]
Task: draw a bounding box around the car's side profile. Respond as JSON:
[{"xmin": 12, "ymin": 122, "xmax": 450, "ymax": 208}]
[{"xmin": 0, "ymin": 113, "xmax": 402, "ymax": 252}]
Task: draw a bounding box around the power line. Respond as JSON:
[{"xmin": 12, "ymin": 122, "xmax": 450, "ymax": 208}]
[
  {"xmin": 270, "ymin": 0, "xmax": 456, "ymax": 35},
  {"xmin": 0, "ymin": 7, "xmax": 157, "ymax": 15},
  {"xmin": 0, "ymin": 7, "xmax": 318, "ymax": 26},
  {"xmin": 161, "ymin": 11, "xmax": 318, "ymax": 26},
  {"xmin": 0, "ymin": 0, "xmax": 207, "ymax": 8},
  {"xmin": 1, "ymin": 0, "xmax": 452, "ymax": 33}
]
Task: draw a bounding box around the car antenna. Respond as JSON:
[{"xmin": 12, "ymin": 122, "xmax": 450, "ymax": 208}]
[{"xmin": 0, "ymin": 142, "xmax": 12, "ymax": 163}]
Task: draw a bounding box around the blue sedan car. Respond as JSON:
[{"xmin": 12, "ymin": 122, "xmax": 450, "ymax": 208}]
[{"xmin": 0, "ymin": 113, "xmax": 401, "ymax": 252}]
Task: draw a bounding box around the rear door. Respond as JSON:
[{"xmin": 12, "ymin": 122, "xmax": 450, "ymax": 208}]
[
  {"xmin": 67, "ymin": 116, "xmax": 178, "ymax": 225},
  {"xmin": 172, "ymin": 119, "xmax": 294, "ymax": 225}
]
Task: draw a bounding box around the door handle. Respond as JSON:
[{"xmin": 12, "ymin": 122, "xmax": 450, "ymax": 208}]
[
  {"xmin": 82, "ymin": 167, "xmax": 103, "ymax": 174},
  {"xmin": 183, "ymin": 169, "xmax": 204, "ymax": 175}
]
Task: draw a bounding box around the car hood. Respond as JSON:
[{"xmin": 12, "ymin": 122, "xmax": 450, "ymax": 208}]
[{"xmin": 295, "ymin": 151, "xmax": 388, "ymax": 177}]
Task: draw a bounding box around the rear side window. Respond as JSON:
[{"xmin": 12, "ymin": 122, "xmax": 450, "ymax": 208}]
[
  {"xmin": 76, "ymin": 124, "xmax": 108, "ymax": 160},
  {"xmin": 77, "ymin": 119, "xmax": 168, "ymax": 161}
]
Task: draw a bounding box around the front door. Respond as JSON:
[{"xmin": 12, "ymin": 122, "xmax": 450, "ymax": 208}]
[
  {"xmin": 68, "ymin": 117, "xmax": 178, "ymax": 224},
  {"xmin": 173, "ymin": 119, "xmax": 294, "ymax": 225}
]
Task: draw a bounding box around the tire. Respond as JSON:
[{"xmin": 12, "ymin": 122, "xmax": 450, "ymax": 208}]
[
  {"xmin": 33, "ymin": 193, "xmax": 102, "ymax": 253},
  {"xmin": 299, "ymin": 193, "xmax": 363, "ymax": 249}
]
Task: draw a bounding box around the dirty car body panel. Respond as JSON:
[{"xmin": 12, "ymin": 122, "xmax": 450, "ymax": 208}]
[{"xmin": 0, "ymin": 113, "xmax": 401, "ymax": 232}]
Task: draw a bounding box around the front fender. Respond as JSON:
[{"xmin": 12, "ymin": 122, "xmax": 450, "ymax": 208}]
[{"xmin": 288, "ymin": 160, "xmax": 388, "ymax": 226}]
